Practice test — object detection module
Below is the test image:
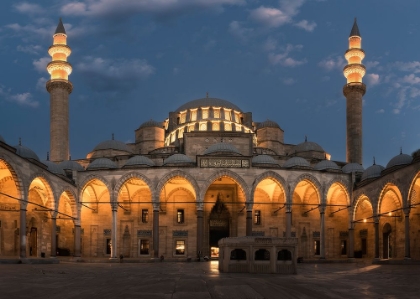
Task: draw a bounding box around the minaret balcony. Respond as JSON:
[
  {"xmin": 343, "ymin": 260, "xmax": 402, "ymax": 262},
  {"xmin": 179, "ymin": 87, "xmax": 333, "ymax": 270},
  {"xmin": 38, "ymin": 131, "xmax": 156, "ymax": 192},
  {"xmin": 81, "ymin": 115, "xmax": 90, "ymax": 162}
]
[
  {"xmin": 345, "ymin": 49, "xmax": 365, "ymax": 61},
  {"xmin": 48, "ymin": 45, "xmax": 71, "ymax": 57},
  {"xmin": 47, "ymin": 60, "xmax": 72, "ymax": 76},
  {"xmin": 343, "ymin": 64, "xmax": 366, "ymax": 78}
]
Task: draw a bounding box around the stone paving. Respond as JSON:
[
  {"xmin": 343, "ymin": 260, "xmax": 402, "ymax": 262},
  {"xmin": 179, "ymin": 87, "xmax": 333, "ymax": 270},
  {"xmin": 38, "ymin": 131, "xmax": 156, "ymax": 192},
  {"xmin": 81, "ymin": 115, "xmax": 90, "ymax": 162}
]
[{"xmin": 0, "ymin": 260, "xmax": 419, "ymax": 298}]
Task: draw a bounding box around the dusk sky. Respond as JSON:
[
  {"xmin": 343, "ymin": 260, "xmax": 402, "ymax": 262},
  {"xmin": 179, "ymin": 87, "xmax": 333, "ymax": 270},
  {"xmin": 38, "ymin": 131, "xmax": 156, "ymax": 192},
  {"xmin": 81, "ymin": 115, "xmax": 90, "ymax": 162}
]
[{"xmin": 0, "ymin": 0, "xmax": 419, "ymax": 167}]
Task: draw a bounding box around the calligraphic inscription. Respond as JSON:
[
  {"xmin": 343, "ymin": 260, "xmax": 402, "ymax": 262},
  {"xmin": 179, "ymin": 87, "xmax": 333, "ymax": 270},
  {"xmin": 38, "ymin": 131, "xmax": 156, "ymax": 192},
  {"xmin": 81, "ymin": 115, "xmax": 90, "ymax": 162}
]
[
  {"xmin": 56, "ymin": 226, "xmax": 61, "ymax": 233},
  {"xmin": 103, "ymin": 229, "xmax": 111, "ymax": 235},
  {"xmin": 137, "ymin": 230, "xmax": 152, "ymax": 237},
  {"xmin": 359, "ymin": 229, "xmax": 368, "ymax": 237},
  {"xmin": 0, "ymin": 204, "xmax": 19, "ymax": 211},
  {"xmin": 313, "ymin": 231, "xmax": 320, "ymax": 238},
  {"xmin": 339, "ymin": 231, "xmax": 349, "ymax": 238},
  {"xmin": 173, "ymin": 230, "xmax": 188, "ymax": 237},
  {"xmin": 200, "ymin": 158, "xmax": 250, "ymax": 168},
  {"xmin": 252, "ymin": 231, "xmax": 265, "ymax": 237},
  {"xmin": 255, "ymin": 237, "xmax": 272, "ymax": 244},
  {"xmin": 210, "ymin": 219, "xmax": 228, "ymax": 227}
]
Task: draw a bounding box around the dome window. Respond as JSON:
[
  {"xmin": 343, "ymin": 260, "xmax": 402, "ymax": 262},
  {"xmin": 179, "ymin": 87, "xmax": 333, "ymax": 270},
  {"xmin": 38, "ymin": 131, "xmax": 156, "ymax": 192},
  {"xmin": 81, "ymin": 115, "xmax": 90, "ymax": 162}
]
[
  {"xmin": 202, "ymin": 107, "xmax": 209, "ymax": 119},
  {"xmin": 224, "ymin": 109, "xmax": 232, "ymax": 121},
  {"xmin": 199, "ymin": 122, "xmax": 207, "ymax": 131},
  {"xmin": 225, "ymin": 122, "xmax": 232, "ymax": 131},
  {"xmin": 188, "ymin": 124, "xmax": 195, "ymax": 132},
  {"xmin": 178, "ymin": 127, "xmax": 185, "ymax": 138},
  {"xmin": 213, "ymin": 107, "xmax": 221, "ymax": 118},
  {"xmin": 190, "ymin": 109, "xmax": 197, "ymax": 121},
  {"xmin": 212, "ymin": 122, "xmax": 220, "ymax": 131},
  {"xmin": 234, "ymin": 111, "xmax": 240, "ymax": 123},
  {"xmin": 180, "ymin": 111, "xmax": 187, "ymax": 124},
  {"xmin": 235, "ymin": 124, "xmax": 241, "ymax": 132}
]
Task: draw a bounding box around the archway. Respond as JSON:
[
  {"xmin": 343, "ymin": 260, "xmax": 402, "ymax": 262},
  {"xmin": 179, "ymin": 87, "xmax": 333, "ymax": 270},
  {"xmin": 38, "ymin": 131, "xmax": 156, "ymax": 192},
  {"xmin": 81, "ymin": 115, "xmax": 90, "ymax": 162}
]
[
  {"xmin": 326, "ymin": 182, "xmax": 350, "ymax": 258},
  {"xmin": 353, "ymin": 196, "xmax": 373, "ymax": 258},
  {"xmin": 203, "ymin": 175, "xmax": 246, "ymax": 258},
  {"xmin": 409, "ymin": 171, "xmax": 420, "ymax": 259},
  {"xmin": 292, "ymin": 179, "xmax": 320, "ymax": 259},
  {"xmin": 80, "ymin": 178, "xmax": 110, "ymax": 257},
  {"xmin": 117, "ymin": 177, "xmax": 152, "ymax": 258},
  {"xmin": 382, "ymin": 223, "xmax": 392, "ymax": 259},
  {"xmin": 0, "ymin": 159, "xmax": 21, "ymax": 256},
  {"xmin": 56, "ymin": 191, "xmax": 76, "ymax": 256}
]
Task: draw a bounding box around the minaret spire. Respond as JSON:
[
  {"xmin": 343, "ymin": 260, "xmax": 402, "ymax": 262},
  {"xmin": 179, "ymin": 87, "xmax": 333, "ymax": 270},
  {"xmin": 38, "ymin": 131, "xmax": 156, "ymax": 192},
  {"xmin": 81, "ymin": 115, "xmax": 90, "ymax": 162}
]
[
  {"xmin": 343, "ymin": 18, "xmax": 366, "ymax": 165},
  {"xmin": 46, "ymin": 18, "xmax": 73, "ymax": 162}
]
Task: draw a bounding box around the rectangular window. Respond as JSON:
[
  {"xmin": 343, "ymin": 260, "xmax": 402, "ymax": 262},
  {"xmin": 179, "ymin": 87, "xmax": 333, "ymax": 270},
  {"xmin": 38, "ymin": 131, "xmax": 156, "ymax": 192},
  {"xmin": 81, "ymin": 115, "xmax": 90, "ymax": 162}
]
[
  {"xmin": 180, "ymin": 111, "xmax": 187, "ymax": 124},
  {"xmin": 190, "ymin": 109, "xmax": 197, "ymax": 121},
  {"xmin": 224, "ymin": 109, "xmax": 231, "ymax": 120},
  {"xmin": 234, "ymin": 112, "xmax": 240, "ymax": 123},
  {"xmin": 235, "ymin": 124, "xmax": 241, "ymax": 132},
  {"xmin": 199, "ymin": 122, "xmax": 207, "ymax": 131},
  {"xmin": 202, "ymin": 108, "xmax": 209, "ymax": 119},
  {"xmin": 314, "ymin": 240, "xmax": 320, "ymax": 255},
  {"xmin": 141, "ymin": 209, "xmax": 149, "ymax": 223},
  {"xmin": 254, "ymin": 210, "xmax": 261, "ymax": 225},
  {"xmin": 177, "ymin": 209, "xmax": 185, "ymax": 224},
  {"xmin": 224, "ymin": 122, "xmax": 232, "ymax": 131},
  {"xmin": 212, "ymin": 122, "xmax": 220, "ymax": 131},
  {"xmin": 140, "ymin": 239, "xmax": 149, "ymax": 255},
  {"xmin": 341, "ymin": 240, "xmax": 347, "ymax": 255},
  {"xmin": 175, "ymin": 240, "xmax": 185, "ymax": 255},
  {"xmin": 361, "ymin": 238, "xmax": 367, "ymax": 255},
  {"xmin": 213, "ymin": 108, "xmax": 220, "ymax": 118}
]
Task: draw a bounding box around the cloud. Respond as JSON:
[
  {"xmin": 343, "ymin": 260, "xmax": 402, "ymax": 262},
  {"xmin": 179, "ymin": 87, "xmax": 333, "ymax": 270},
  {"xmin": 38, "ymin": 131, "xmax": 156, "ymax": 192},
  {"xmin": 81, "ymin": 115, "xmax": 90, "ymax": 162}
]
[
  {"xmin": 5, "ymin": 23, "xmax": 54, "ymax": 39},
  {"xmin": 402, "ymin": 74, "xmax": 420, "ymax": 85},
  {"xmin": 14, "ymin": 2, "xmax": 45, "ymax": 15},
  {"xmin": 318, "ymin": 56, "xmax": 345, "ymax": 71},
  {"xmin": 263, "ymin": 37, "xmax": 277, "ymax": 52},
  {"xmin": 366, "ymin": 73, "xmax": 380, "ymax": 86},
  {"xmin": 17, "ymin": 44, "xmax": 42, "ymax": 55},
  {"xmin": 228, "ymin": 21, "xmax": 254, "ymax": 42},
  {"xmin": 249, "ymin": 6, "xmax": 291, "ymax": 28},
  {"xmin": 283, "ymin": 78, "xmax": 296, "ymax": 85},
  {"xmin": 33, "ymin": 57, "xmax": 50, "ymax": 73},
  {"xmin": 203, "ymin": 39, "xmax": 216, "ymax": 51},
  {"xmin": 294, "ymin": 20, "xmax": 316, "ymax": 32},
  {"xmin": 61, "ymin": 0, "xmax": 245, "ymax": 19},
  {"xmin": 365, "ymin": 61, "xmax": 379, "ymax": 69},
  {"xmin": 393, "ymin": 61, "xmax": 420, "ymax": 73},
  {"xmin": 36, "ymin": 77, "xmax": 48, "ymax": 91},
  {"xmin": 268, "ymin": 44, "xmax": 306, "ymax": 67},
  {"xmin": 0, "ymin": 87, "xmax": 38, "ymax": 108},
  {"xmin": 376, "ymin": 109, "xmax": 385, "ymax": 113},
  {"xmin": 76, "ymin": 56, "xmax": 155, "ymax": 92}
]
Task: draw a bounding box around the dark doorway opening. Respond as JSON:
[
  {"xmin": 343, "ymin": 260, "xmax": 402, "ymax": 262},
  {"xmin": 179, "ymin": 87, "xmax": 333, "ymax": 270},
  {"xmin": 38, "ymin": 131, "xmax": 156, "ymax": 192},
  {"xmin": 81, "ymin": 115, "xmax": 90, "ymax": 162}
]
[{"xmin": 209, "ymin": 194, "xmax": 230, "ymax": 258}]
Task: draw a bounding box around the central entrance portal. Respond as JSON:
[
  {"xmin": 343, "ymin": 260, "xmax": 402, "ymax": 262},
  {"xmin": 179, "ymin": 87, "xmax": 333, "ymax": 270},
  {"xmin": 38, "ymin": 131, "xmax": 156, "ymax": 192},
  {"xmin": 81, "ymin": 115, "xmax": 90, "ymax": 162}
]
[{"xmin": 209, "ymin": 194, "xmax": 230, "ymax": 258}]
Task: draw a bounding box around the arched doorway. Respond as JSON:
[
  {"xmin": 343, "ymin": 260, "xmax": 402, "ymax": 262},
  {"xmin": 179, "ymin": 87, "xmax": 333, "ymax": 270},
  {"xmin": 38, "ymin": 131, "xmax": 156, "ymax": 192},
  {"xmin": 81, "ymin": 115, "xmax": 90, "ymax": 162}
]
[
  {"xmin": 383, "ymin": 223, "xmax": 392, "ymax": 259},
  {"xmin": 209, "ymin": 194, "xmax": 230, "ymax": 258}
]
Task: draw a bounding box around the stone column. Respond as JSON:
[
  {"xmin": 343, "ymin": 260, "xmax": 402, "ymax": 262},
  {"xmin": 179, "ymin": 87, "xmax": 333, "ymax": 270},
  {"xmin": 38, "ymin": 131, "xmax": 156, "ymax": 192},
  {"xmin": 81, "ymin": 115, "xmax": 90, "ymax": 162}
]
[
  {"xmin": 50, "ymin": 216, "xmax": 57, "ymax": 257},
  {"xmin": 404, "ymin": 209, "xmax": 411, "ymax": 259},
  {"xmin": 320, "ymin": 208, "xmax": 326, "ymax": 259},
  {"xmin": 246, "ymin": 210, "xmax": 252, "ymax": 236},
  {"xmin": 286, "ymin": 204, "xmax": 292, "ymax": 238},
  {"xmin": 153, "ymin": 209, "xmax": 159, "ymax": 258},
  {"xmin": 197, "ymin": 209, "xmax": 204, "ymax": 259},
  {"xmin": 19, "ymin": 207, "xmax": 27, "ymax": 259},
  {"xmin": 374, "ymin": 219, "xmax": 380, "ymax": 259},
  {"xmin": 74, "ymin": 224, "xmax": 81, "ymax": 257},
  {"xmin": 111, "ymin": 207, "xmax": 117, "ymax": 259},
  {"xmin": 348, "ymin": 227, "xmax": 354, "ymax": 258}
]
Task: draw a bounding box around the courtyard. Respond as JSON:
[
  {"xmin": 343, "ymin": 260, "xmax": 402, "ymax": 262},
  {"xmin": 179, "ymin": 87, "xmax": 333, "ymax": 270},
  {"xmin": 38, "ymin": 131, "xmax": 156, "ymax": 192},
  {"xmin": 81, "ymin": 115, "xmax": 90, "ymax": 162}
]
[{"xmin": 0, "ymin": 260, "xmax": 418, "ymax": 298}]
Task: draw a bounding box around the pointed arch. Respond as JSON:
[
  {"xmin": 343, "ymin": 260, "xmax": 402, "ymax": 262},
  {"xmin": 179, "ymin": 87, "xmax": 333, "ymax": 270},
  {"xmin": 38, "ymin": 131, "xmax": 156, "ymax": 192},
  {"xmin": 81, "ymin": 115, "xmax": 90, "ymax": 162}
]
[
  {"xmin": 27, "ymin": 172, "xmax": 55, "ymax": 211},
  {"xmin": 324, "ymin": 178, "xmax": 351, "ymax": 206},
  {"xmin": 377, "ymin": 181, "xmax": 403, "ymax": 216},
  {"xmin": 407, "ymin": 171, "xmax": 420, "ymax": 209},
  {"xmin": 200, "ymin": 169, "xmax": 250, "ymax": 204},
  {"xmin": 57, "ymin": 187, "xmax": 78, "ymax": 219},
  {"xmin": 0, "ymin": 153, "xmax": 25, "ymax": 201},
  {"xmin": 79, "ymin": 174, "xmax": 112, "ymax": 201},
  {"xmin": 156, "ymin": 170, "xmax": 199, "ymax": 203},
  {"xmin": 288, "ymin": 173, "xmax": 322, "ymax": 205},
  {"xmin": 113, "ymin": 171, "xmax": 154, "ymax": 202},
  {"xmin": 250, "ymin": 171, "xmax": 287, "ymax": 202},
  {"xmin": 352, "ymin": 194, "xmax": 373, "ymax": 222}
]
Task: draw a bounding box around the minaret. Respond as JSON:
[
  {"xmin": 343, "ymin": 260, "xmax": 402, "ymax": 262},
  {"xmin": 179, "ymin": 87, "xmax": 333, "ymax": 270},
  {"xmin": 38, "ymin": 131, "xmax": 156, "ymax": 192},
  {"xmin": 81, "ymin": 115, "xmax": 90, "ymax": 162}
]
[
  {"xmin": 46, "ymin": 18, "xmax": 73, "ymax": 162},
  {"xmin": 343, "ymin": 18, "xmax": 366, "ymax": 165}
]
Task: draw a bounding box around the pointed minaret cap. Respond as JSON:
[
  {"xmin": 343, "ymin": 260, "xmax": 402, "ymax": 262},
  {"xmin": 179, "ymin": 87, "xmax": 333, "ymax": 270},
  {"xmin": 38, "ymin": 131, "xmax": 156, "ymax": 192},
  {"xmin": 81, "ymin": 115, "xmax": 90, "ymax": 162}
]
[
  {"xmin": 349, "ymin": 18, "xmax": 360, "ymax": 37},
  {"xmin": 55, "ymin": 17, "xmax": 66, "ymax": 35}
]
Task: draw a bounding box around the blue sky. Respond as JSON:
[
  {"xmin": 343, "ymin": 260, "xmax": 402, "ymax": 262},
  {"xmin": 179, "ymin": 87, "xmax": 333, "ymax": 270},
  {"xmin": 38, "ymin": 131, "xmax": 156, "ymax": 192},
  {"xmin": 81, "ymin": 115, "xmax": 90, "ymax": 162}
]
[{"xmin": 0, "ymin": 0, "xmax": 419, "ymax": 167}]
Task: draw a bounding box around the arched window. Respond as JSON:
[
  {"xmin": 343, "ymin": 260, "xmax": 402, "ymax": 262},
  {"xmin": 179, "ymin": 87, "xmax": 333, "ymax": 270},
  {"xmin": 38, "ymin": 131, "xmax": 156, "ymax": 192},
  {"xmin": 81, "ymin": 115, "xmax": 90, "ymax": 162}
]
[
  {"xmin": 230, "ymin": 249, "xmax": 247, "ymax": 260},
  {"xmin": 277, "ymin": 249, "xmax": 292, "ymax": 260},
  {"xmin": 255, "ymin": 249, "xmax": 270, "ymax": 261}
]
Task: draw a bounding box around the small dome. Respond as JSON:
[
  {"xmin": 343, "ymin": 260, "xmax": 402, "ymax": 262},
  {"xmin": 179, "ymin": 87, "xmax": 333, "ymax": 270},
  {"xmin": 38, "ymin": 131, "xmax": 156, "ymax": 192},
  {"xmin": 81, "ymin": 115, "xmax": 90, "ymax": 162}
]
[
  {"xmin": 124, "ymin": 155, "xmax": 155, "ymax": 167},
  {"xmin": 295, "ymin": 140, "xmax": 324, "ymax": 153},
  {"xmin": 87, "ymin": 158, "xmax": 117, "ymax": 170},
  {"xmin": 252, "ymin": 155, "xmax": 278, "ymax": 166},
  {"xmin": 0, "ymin": 135, "xmax": 5, "ymax": 143},
  {"xmin": 257, "ymin": 119, "xmax": 281, "ymax": 130},
  {"xmin": 175, "ymin": 97, "xmax": 242, "ymax": 112},
  {"xmin": 138, "ymin": 119, "xmax": 162, "ymax": 130},
  {"xmin": 283, "ymin": 157, "xmax": 311, "ymax": 169},
  {"xmin": 204, "ymin": 143, "xmax": 241, "ymax": 155},
  {"xmin": 163, "ymin": 154, "xmax": 194, "ymax": 166},
  {"xmin": 93, "ymin": 139, "xmax": 133, "ymax": 153},
  {"xmin": 42, "ymin": 160, "xmax": 66, "ymax": 176},
  {"xmin": 361, "ymin": 164, "xmax": 384, "ymax": 181},
  {"xmin": 59, "ymin": 160, "xmax": 85, "ymax": 171},
  {"xmin": 314, "ymin": 160, "xmax": 341, "ymax": 171},
  {"xmin": 386, "ymin": 153, "xmax": 413, "ymax": 169},
  {"xmin": 342, "ymin": 163, "xmax": 364, "ymax": 174},
  {"xmin": 13, "ymin": 144, "xmax": 40, "ymax": 161}
]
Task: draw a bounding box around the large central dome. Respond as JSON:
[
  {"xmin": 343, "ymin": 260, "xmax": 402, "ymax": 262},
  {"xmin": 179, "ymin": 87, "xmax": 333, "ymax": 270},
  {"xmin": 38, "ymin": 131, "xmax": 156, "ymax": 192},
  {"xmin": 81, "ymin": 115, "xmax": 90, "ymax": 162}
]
[{"xmin": 175, "ymin": 97, "xmax": 242, "ymax": 112}]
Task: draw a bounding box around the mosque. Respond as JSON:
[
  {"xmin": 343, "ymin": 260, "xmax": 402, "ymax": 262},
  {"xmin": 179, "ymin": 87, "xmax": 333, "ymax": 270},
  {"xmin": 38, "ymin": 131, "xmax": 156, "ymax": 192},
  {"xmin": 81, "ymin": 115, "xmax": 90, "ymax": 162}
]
[{"xmin": 0, "ymin": 19, "xmax": 419, "ymax": 262}]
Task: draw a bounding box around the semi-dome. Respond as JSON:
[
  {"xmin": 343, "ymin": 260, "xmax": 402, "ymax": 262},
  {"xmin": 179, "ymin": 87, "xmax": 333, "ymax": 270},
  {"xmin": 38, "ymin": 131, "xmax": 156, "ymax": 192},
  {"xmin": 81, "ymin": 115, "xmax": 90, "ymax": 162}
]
[
  {"xmin": 342, "ymin": 163, "xmax": 364, "ymax": 174},
  {"xmin": 163, "ymin": 154, "xmax": 195, "ymax": 166},
  {"xmin": 386, "ymin": 153, "xmax": 413, "ymax": 169},
  {"xmin": 93, "ymin": 139, "xmax": 133, "ymax": 153},
  {"xmin": 257, "ymin": 119, "xmax": 281, "ymax": 130},
  {"xmin": 283, "ymin": 157, "xmax": 311, "ymax": 168},
  {"xmin": 252, "ymin": 155, "xmax": 278, "ymax": 166},
  {"xmin": 175, "ymin": 97, "xmax": 242, "ymax": 112},
  {"xmin": 42, "ymin": 160, "xmax": 66, "ymax": 175},
  {"xmin": 138, "ymin": 119, "xmax": 162, "ymax": 130},
  {"xmin": 59, "ymin": 160, "xmax": 85, "ymax": 171},
  {"xmin": 314, "ymin": 160, "xmax": 341, "ymax": 171},
  {"xmin": 361, "ymin": 164, "xmax": 384, "ymax": 181},
  {"xmin": 295, "ymin": 140, "xmax": 324, "ymax": 153},
  {"xmin": 87, "ymin": 158, "xmax": 117, "ymax": 170},
  {"xmin": 124, "ymin": 155, "xmax": 155, "ymax": 167},
  {"xmin": 13, "ymin": 144, "xmax": 40, "ymax": 161},
  {"xmin": 204, "ymin": 143, "xmax": 241, "ymax": 155},
  {"xmin": 0, "ymin": 135, "xmax": 5, "ymax": 143}
]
